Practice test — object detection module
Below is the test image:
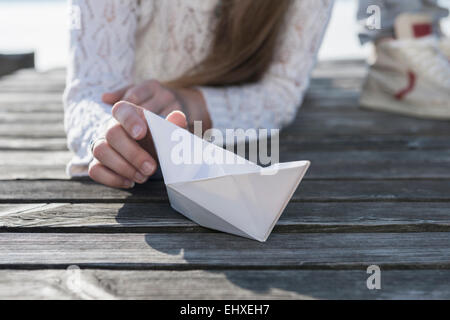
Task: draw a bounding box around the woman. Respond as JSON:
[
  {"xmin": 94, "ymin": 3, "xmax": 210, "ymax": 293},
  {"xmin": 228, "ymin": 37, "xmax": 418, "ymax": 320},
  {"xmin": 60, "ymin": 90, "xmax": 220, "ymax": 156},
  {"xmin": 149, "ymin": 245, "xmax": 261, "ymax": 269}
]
[{"xmin": 64, "ymin": 0, "xmax": 333, "ymax": 188}]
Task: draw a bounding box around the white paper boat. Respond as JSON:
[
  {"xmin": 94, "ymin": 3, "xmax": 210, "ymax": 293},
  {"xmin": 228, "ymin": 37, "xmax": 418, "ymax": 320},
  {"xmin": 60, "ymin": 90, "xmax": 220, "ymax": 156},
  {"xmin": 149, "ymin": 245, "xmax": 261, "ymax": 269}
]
[{"xmin": 145, "ymin": 110, "xmax": 310, "ymax": 242}]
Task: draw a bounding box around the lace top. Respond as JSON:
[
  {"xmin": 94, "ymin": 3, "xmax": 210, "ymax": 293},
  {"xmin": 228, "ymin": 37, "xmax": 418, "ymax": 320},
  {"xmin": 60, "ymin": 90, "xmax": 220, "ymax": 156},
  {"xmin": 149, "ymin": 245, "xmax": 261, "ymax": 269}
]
[{"xmin": 63, "ymin": 0, "xmax": 333, "ymax": 176}]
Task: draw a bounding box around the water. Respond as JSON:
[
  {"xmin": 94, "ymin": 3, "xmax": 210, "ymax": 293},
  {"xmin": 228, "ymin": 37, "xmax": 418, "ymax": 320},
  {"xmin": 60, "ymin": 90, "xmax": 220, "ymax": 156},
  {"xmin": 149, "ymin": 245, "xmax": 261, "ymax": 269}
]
[
  {"xmin": 0, "ymin": 0, "xmax": 449, "ymax": 70},
  {"xmin": 0, "ymin": 0, "xmax": 67, "ymax": 70}
]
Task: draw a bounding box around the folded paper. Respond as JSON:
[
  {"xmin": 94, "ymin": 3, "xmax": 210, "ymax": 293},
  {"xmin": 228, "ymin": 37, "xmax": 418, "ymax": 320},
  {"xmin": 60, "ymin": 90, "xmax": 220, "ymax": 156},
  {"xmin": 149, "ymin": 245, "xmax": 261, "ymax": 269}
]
[{"xmin": 145, "ymin": 110, "xmax": 310, "ymax": 242}]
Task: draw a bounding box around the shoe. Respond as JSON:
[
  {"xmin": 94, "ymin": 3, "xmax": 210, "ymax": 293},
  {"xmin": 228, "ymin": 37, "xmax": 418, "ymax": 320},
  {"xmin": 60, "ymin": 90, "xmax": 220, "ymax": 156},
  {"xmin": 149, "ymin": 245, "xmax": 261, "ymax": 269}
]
[
  {"xmin": 360, "ymin": 36, "xmax": 450, "ymax": 120},
  {"xmin": 440, "ymin": 37, "xmax": 450, "ymax": 60}
]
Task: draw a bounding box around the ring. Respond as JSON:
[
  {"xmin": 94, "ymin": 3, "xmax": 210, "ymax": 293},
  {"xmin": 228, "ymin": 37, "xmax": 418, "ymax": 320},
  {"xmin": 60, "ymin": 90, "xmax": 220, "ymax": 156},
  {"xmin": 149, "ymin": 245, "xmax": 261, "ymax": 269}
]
[{"xmin": 89, "ymin": 136, "xmax": 107, "ymax": 155}]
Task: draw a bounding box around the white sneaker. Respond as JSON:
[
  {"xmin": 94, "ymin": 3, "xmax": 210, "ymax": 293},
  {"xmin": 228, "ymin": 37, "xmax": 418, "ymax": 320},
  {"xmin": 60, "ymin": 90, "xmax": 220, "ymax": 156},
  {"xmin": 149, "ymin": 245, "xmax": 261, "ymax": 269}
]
[
  {"xmin": 360, "ymin": 36, "xmax": 450, "ymax": 119},
  {"xmin": 440, "ymin": 37, "xmax": 450, "ymax": 60}
]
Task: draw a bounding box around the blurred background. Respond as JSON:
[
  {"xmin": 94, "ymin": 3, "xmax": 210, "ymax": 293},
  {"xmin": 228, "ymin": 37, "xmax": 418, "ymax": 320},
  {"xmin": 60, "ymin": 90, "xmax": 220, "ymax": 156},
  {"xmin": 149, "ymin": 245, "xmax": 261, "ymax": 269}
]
[{"xmin": 1, "ymin": 0, "xmax": 449, "ymax": 72}]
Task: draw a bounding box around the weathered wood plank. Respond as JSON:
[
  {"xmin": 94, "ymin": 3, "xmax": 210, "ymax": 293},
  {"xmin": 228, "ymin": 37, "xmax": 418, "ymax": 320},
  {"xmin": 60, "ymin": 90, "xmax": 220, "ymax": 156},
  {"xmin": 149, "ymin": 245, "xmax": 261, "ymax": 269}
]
[
  {"xmin": 0, "ymin": 112, "xmax": 63, "ymax": 124},
  {"xmin": 2, "ymin": 149, "xmax": 450, "ymax": 180},
  {"xmin": 311, "ymin": 61, "xmax": 367, "ymax": 79},
  {"xmin": 0, "ymin": 269, "xmax": 448, "ymax": 300},
  {"xmin": 0, "ymin": 92, "xmax": 63, "ymax": 105},
  {"xmin": 1, "ymin": 202, "xmax": 449, "ymax": 233},
  {"xmin": 0, "ymin": 166, "xmax": 68, "ymax": 179},
  {"xmin": 0, "ymin": 123, "xmax": 65, "ymax": 137},
  {"xmin": 2, "ymin": 77, "xmax": 361, "ymax": 95},
  {"xmin": 0, "ymin": 151, "xmax": 71, "ymax": 165},
  {"xmin": 302, "ymin": 97, "xmax": 360, "ymax": 109},
  {"xmin": 0, "ymin": 74, "xmax": 360, "ymax": 94},
  {"xmin": 281, "ymin": 150, "xmax": 450, "ymax": 179},
  {"xmin": 0, "ymin": 90, "xmax": 361, "ymax": 113},
  {"xmin": 0, "ymin": 77, "xmax": 357, "ymax": 95},
  {"xmin": 308, "ymin": 77, "xmax": 363, "ymax": 90},
  {"xmin": 0, "ymin": 53, "xmax": 34, "ymax": 77},
  {"xmin": 284, "ymin": 110, "xmax": 450, "ymax": 136},
  {"xmin": 279, "ymin": 135, "xmax": 450, "ymax": 151},
  {"xmin": 1, "ymin": 179, "xmax": 450, "ymax": 203},
  {"xmin": 0, "ymin": 83, "xmax": 64, "ymax": 93},
  {"xmin": 0, "ymin": 70, "xmax": 64, "ymax": 91},
  {"xmin": 0, "ymin": 180, "xmax": 167, "ymax": 202},
  {"xmin": 0, "ymin": 68, "xmax": 65, "ymax": 80},
  {"xmin": 0, "ymin": 96, "xmax": 361, "ymax": 115},
  {"xmin": 1, "ymin": 135, "xmax": 448, "ymax": 152},
  {"xmin": 0, "ymin": 102, "xmax": 62, "ymax": 113},
  {"xmin": 0, "ymin": 232, "xmax": 448, "ymax": 268},
  {"xmin": 0, "ymin": 59, "xmax": 363, "ymax": 82},
  {"xmin": 0, "ymin": 61, "xmax": 447, "ymax": 300},
  {"xmin": 0, "ymin": 137, "xmax": 67, "ymax": 151},
  {"xmin": 1, "ymin": 110, "xmax": 449, "ymax": 138}
]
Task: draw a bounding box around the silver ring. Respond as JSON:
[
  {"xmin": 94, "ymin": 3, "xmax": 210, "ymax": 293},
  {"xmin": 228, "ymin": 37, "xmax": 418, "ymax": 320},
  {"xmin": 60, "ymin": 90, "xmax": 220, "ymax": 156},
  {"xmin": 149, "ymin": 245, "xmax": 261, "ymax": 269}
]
[{"xmin": 90, "ymin": 136, "xmax": 107, "ymax": 155}]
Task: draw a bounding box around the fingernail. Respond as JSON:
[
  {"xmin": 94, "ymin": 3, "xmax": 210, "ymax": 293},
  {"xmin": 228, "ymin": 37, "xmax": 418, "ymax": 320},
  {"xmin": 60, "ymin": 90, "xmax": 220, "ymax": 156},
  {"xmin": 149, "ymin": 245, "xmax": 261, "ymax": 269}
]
[
  {"xmin": 134, "ymin": 171, "xmax": 147, "ymax": 183},
  {"xmin": 141, "ymin": 161, "xmax": 154, "ymax": 175},
  {"xmin": 132, "ymin": 125, "xmax": 143, "ymax": 138},
  {"xmin": 123, "ymin": 179, "xmax": 135, "ymax": 189}
]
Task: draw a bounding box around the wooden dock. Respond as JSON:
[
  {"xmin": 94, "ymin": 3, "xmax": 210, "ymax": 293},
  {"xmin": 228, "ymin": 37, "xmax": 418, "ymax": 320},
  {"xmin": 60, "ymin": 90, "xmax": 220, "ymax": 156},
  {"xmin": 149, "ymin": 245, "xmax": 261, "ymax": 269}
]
[{"xmin": 0, "ymin": 60, "xmax": 449, "ymax": 299}]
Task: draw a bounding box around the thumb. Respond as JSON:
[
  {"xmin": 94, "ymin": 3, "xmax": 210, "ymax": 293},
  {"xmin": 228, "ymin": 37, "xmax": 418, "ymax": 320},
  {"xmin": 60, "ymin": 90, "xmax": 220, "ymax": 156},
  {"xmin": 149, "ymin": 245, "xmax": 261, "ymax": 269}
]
[{"xmin": 166, "ymin": 110, "xmax": 188, "ymax": 129}]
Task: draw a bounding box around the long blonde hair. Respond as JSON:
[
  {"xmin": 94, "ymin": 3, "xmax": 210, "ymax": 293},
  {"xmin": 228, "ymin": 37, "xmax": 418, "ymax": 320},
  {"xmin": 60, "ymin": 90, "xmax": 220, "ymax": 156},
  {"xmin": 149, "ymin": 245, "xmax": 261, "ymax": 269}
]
[{"xmin": 169, "ymin": 0, "xmax": 292, "ymax": 88}]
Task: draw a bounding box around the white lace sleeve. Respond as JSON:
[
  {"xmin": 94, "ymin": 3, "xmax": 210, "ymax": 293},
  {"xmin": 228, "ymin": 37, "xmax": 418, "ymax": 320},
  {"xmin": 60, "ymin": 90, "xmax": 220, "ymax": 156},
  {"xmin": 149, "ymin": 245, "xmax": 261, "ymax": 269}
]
[
  {"xmin": 199, "ymin": 0, "xmax": 333, "ymax": 132},
  {"xmin": 63, "ymin": 0, "xmax": 138, "ymax": 176}
]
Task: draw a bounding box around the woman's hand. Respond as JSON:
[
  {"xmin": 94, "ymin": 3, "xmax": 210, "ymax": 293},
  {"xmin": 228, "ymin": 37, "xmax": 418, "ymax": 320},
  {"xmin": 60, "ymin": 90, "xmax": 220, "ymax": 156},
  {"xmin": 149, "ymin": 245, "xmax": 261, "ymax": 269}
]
[
  {"xmin": 90, "ymin": 79, "xmax": 212, "ymax": 189},
  {"xmin": 89, "ymin": 102, "xmax": 187, "ymax": 189},
  {"xmin": 102, "ymin": 79, "xmax": 212, "ymax": 132},
  {"xmin": 102, "ymin": 80, "xmax": 186, "ymax": 118}
]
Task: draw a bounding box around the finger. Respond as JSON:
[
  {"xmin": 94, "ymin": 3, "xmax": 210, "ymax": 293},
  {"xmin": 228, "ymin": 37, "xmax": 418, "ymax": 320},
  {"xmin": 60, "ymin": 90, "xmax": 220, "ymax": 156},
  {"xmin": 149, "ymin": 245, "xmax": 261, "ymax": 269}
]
[
  {"xmin": 165, "ymin": 110, "xmax": 188, "ymax": 128},
  {"xmin": 111, "ymin": 101, "xmax": 148, "ymax": 140},
  {"xmin": 102, "ymin": 85, "xmax": 132, "ymax": 105},
  {"xmin": 88, "ymin": 159, "xmax": 135, "ymax": 189},
  {"xmin": 141, "ymin": 89, "xmax": 177, "ymax": 113},
  {"xmin": 140, "ymin": 99, "xmax": 165, "ymax": 114},
  {"xmin": 92, "ymin": 138, "xmax": 149, "ymax": 184},
  {"xmin": 122, "ymin": 81, "xmax": 160, "ymax": 105},
  {"xmin": 106, "ymin": 123, "xmax": 157, "ymax": 176}
]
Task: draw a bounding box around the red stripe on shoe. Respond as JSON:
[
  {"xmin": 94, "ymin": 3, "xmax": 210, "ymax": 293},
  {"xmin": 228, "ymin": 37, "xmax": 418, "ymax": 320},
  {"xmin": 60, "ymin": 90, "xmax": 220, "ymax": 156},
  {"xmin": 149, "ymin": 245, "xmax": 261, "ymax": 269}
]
[
  {"xmin": 413, "ymin": 23, "xmax": 433, "ymax": 38},
  {"xmin": 395, "ymin": 71, "xmax": 416, "ymax": 100}
]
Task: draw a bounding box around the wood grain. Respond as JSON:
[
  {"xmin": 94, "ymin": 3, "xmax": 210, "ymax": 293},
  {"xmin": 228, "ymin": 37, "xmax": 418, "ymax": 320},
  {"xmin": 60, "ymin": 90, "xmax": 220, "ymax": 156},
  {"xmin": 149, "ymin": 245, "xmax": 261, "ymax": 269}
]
[
  {"xmin": 1, "ymin": 269, "xmax": 448, "ymax": 300},
  {"xmin": 2, "ymin": 149, "xmax": 450, "ymax": 180},
  {"xmin": 1, "ymin": 202, "xmax": 449, "ymax": 233},
  {"xmin": 1, "ymin": 135, "xmax": 448, "ymax": 153},
  {"xmin": 0, "ymin": 137, "xmax": 67, "ymax": 151},
  {"xmin": 1, "ymin": 109, "xmax": 448, "ymax": 138},
  {"xmin": 0, "ymin": 123, "xmax": 65, "ymax": 137},
  {"xmin": 0, "ymin": 232, "xmax": 449, "ymax": 268},
  {"xmin": 1, "ymin": 179, "xmax": 450, "ymax": 203},
  {"xmin": 0, "ymin": 60, "xmax": 448, "ymax": 300},
  {"xmin": 0, "ymin": 112, "xmax": 63, "ymax": 124}
]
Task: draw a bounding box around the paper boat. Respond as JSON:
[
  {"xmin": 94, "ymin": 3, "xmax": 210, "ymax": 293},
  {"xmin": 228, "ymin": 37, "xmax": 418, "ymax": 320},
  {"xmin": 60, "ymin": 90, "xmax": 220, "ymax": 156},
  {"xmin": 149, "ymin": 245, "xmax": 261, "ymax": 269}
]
[{"xmin": 145, "ymin": 110, "xmax": 310, "ymax": 242}]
